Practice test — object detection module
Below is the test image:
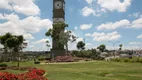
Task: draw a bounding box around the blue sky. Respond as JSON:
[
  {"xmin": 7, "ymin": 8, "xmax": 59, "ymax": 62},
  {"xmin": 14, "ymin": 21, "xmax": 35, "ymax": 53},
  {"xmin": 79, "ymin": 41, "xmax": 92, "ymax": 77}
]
[{"xmin": 0, "ymin": 0, "xmax": 142, "ymax": 51}]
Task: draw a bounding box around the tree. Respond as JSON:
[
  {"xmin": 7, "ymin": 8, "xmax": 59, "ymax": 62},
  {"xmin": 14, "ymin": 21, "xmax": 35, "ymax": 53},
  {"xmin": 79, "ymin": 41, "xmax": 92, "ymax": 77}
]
[
  {"xmin": 77, "ymin": 41, "xmax": 85, "ymax": 50},
  {"xmin": 45, "ymin": 23, "xmax": 68, "ymax": 49},
  {"xmin": 0, "ymin": 33, "xmax": 13, "ymax": 52},
  {"xmin": 97, "ymin": 44, "xmax": 106, "ymax": 52},
  {"xmin": 0, "ymin": 33, "xmax": 27, "ymax": 67},
  {"xmin": 119, "ymin": 44, "xmax": 123, "ymax": 51},
  {"xmin": 46, "ymin": 40, "xmax": 50, "ymax": 51},
  {"xmin": 59, "ymin": 30, "xmax": 77, "ymax": 55}
]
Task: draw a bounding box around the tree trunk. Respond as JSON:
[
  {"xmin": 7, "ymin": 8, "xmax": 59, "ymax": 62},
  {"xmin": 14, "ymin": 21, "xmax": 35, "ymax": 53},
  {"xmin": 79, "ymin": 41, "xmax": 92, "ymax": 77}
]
[
  {"xmin": 17, "ymin": 52, "xmax": 20, "ymax": 67},
  {"xmin": 66, "ymin": 44, "xmax": 68, "ymax": 56}
]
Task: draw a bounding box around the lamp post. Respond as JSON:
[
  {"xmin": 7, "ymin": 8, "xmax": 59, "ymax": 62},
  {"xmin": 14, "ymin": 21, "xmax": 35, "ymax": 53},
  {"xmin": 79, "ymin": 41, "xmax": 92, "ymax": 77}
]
[{"xmin": 108, "ymin": 41, "xmax": 120, "ymax": 57}]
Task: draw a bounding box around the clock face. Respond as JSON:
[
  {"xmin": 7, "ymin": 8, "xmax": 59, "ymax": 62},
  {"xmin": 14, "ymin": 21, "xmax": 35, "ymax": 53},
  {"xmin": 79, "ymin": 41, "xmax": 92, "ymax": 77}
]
[{"xmin": 54, "ymin": 1, "xmax": 62, "ymax": 9}]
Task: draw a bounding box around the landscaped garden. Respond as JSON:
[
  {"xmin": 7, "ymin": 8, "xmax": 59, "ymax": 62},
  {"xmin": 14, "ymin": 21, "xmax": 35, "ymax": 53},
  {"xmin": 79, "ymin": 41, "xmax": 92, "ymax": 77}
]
[{"xmin": 1, "ymin": 61, "xmax": 142, "ymax": 80}]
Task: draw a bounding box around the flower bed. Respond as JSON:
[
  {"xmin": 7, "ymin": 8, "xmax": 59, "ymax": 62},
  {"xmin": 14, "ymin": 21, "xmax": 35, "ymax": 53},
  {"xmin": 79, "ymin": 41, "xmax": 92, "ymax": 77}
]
[
  {"xmin": 0, "ymin": 68, "xmax": 48, "ymax": 80},
  {"xmin": 54, "ymin": 56, "xmax": 74, "ymax": 62}
]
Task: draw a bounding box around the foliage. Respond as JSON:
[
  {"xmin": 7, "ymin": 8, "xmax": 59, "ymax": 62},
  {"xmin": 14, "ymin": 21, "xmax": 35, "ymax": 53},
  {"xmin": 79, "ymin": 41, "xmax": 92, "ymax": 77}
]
[
  {"xmin": 119, "ymin": 44, "xmax": 123, "ymax": 50},
  {"xmin": 71, "ymin": 49, "xmax": 101, "ymax": 60},
  {"xmin": 139, "ymin": 58, "xmax": 142, "ymax": 63},
  {"xmin": 46, "ymin": 40, "xmax": 50, "ymax": 48},
  {"xmin": 34, "ymin": 61, "xmax": 41, "ymax": 64},
  {"xmin": 0, "ymin": 33, "xmax": 27, "ymax": 67},
  {"xmin": 0, "ymin": 33, "xmax": 26, "ymax": 52},
  {"xmin": 97, "ymin": 44, "xmax": 106, "ymax": 52},
  {"xmin": 77, "ymin": 41, "xmax": 85, "ymax": 50},
  {"xmin": 59, "ymin": 30, "xmax": 77, "ymax": 54},
  {"xmin": 111, "ymin": 57, "xmax": 142, "ymax": 63},
  {"xmin": 45, "ymin": 23, "xmax": 68, "ymax": 50},
  {"xmin": 0, "ymin": 63, "xmax": 8, "ymax": 67},
  {"xmin": 111, "ymin": 58, "xmax": 121, "ymax": 62}
]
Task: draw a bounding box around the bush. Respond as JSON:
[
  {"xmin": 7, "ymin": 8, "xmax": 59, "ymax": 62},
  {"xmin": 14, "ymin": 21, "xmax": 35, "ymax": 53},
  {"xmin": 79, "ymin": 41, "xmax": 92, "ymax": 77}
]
[
  {"xmin": 124, "ymin": 58, "xmax": 129, "ymax": 62},
  {"xmin": 129, "ymin": 59, "xmax": 135, "ymax": 63},
  {"xmin": 34, "ymin": 61, "xmax": 40, "ymax": 64},
  {"xmin": 111, "ymin": 58, "xmax": 121, "ymax": 62},
  {"xmin": 71, "ymin": 49, "xmax": 101, "ymax": 60},
  {"xmin": 0, "ymin": 63, "xmax": 7, "ymax": 67},
  {"xmin": 139, "ymin": 58, "xmax": 142, "ymax": 63},
  {"xmin": 132, "ymin": 57, "xmax": 139, "ymax": 62}
]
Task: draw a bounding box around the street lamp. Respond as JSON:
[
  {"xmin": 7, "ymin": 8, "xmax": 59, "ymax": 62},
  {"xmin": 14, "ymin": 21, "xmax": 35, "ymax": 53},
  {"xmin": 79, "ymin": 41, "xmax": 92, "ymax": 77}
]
[{"xmin": 108, "ymin": 41, "xmax": 120, "ymax": 57}]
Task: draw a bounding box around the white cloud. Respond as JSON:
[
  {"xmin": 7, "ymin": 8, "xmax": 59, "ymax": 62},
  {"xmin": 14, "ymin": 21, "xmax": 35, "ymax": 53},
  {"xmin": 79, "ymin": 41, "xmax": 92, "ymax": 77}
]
[
  {"xmin": 33, "ymin": 38, "xmax": 50, "ymax": 44},
  {"xmin": 23, "ymin": 33, "xmax": 34, "ymax": 40},
  {"xmin": 80, "ymin": 24, "xmax": 93, "ymax": 30},
  {"xmin": 131, "ymin": 18, "xmax": 142, "ymax": 29},
  {"xmin": 96, "ymin": 17, "xmax": 142, "ymax": 30},
  {"xmin": 129, "ymin": 42, "xmax": 142, "ymax": 45},
  {"xmin": 81, "ymin": 6, "xmax": 104, "ymax": 17},
  {"xmin": 82, "ymin": 0, "xmax": 131, "ymax": 17},
  {"xmin": 87, "ymin": 31, "xmax": 121, "ymax": 42},
  {"xmin": 81, "ymin": 6, "xmax": 95, "ymax": 17},
  {"xmin": 68, "ymin": 37, "xmax": 84, "ymax": 50},
  {"xmin": 128, "ymin": 12, "xmax": 141, "ymax": 18},
  {"xmin": 97, "ymin": 0, "xmax": 131, "ymax": 12},
  {"xmin": 0, "ymin": 0, "xmax": 12, "ymax": 10},
  {"xmin": 86, "ymin": 0, "xmax": 93, "ymax": 4},
  {"xmin": 26, "ymin": 38, "xmax": 52, "ymax": 51},
  {"xmin": 85, "ymin": 33, "xmax": 92, "ymax": 37},
  {"xmin": 97, "ymin": 19, "xmax": 130, "ymax": 30},
  {"xmin": 0, "ymin": 13, "xmax": 52, "ymax": 36},
  {"xmin": 137, "ymin": 34, "xmax": 142, "ymax": 39},
  {"xmin": 0, "ymin": 0, "xmax": 40, "ymax": 16}
]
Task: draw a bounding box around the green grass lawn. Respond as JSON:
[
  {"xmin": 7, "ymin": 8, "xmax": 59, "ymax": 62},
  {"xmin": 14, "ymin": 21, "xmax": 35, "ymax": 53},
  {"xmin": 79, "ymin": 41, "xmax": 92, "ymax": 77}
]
[
  {"xmin": 1, "ymin": 69, "xmax": 26, "ymax": 74},
  {"xmin": 2, "ymin": 61, "xmax": 142, "ymax": 80}
]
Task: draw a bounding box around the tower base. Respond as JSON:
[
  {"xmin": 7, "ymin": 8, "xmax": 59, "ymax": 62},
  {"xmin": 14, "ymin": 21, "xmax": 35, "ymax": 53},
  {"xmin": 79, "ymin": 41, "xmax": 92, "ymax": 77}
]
[{"xmin": 50, "ymin": 49, "xmax": 66, "ymax": 58}]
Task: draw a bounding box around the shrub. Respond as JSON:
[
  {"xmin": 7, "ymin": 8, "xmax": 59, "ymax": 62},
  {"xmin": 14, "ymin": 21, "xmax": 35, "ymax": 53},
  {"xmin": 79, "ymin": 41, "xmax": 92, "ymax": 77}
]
[
  {"xmin": 124, "ymin": 58, "xmax": 129, "ymax": 62},
  {"xmin": 115, "ymin": 58, "xmax": 121, "ymax": 62},
  {"xmin": 0, "ymin": 63, "xmax": 7, "ymax": 67},
  {"xmin": 129, "ymin": 59, "xmax": 135, "ymax": 63},
  {"xmin": 132, "ymin": 57, "xmax": 139, "ymax": 62},
  {"xmin": 139, "ymin": 58, "xmax": 142, "ymax": 63},
  {"xmin": 111, "ymin": 58, "xmax": 121, "ymax": 62},
  {"xmin": 34, "ymin": 61, "xmax": 40, "ymax": 64},
  {"xmin": 38, "ymin": 56, "xmax": 45, "ymax": 61},
  {"xmin": 71, "ymin": 49, "xmax": 101, "ymax": 60}
]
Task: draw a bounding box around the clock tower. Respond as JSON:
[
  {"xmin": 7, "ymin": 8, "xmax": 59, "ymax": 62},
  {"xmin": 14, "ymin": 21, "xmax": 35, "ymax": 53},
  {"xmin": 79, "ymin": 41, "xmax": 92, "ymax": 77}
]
[
  {"xmin": 53, "ymin": 0, "xmax": 65, "ymax": 23},
  {"xmin": 52, "ymin": 0, "xmax": 66, "ymax": 56}
]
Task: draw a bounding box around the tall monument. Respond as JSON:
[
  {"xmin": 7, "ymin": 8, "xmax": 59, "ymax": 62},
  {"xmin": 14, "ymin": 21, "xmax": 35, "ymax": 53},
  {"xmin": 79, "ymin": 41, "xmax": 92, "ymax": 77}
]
[{"xmin": 52, "ymin": 0, "xmax": 66, "ymax": 56}]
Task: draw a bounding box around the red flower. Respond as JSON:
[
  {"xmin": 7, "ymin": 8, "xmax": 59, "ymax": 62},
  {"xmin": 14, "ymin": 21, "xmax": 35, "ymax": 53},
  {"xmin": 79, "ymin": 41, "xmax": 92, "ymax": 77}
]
[{"xmin": 0, "ymin": 68, "xmax": 48, "ymax": 80}]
